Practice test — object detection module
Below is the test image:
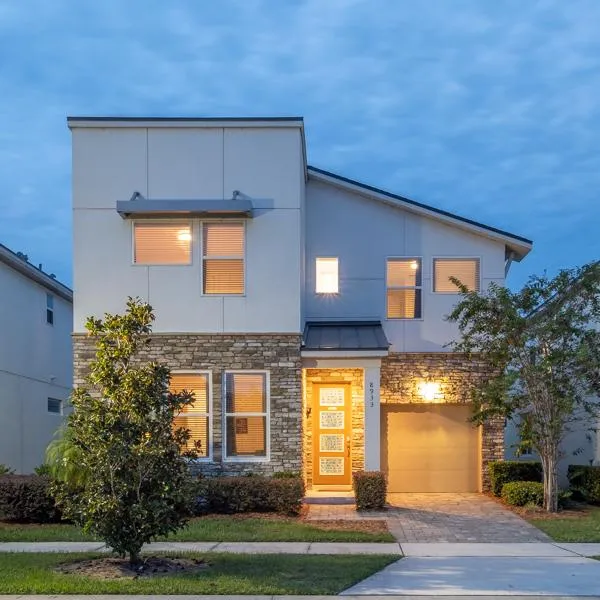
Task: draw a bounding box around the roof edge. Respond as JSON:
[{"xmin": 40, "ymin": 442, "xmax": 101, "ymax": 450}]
[{"xmin": 67, "ymin": 116, "xmax": 305, "ymax": 129}]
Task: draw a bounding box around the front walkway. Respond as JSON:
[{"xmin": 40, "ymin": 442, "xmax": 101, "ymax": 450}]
[{"xmin": 307, "ymin": 493, "xmax": 550, "ymax": 543}]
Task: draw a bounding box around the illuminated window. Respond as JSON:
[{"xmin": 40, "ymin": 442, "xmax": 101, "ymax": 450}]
[
  {"xmin": 316, "ymin": 257, "xmax": 339, "ymax": 294},
  {"xmin": 170, "ymin": 373, "xmax": 211, "ymax": 459},
  {"xmin": 46, "ymin": 294, "xmax": 54, "ymax": 325},
  {"xmin": 433, "ymin": 258, "xmax": 480, "ymax": 292},
  {"xmin": 133, "ymin": 222, "xmax": 192, "ymax": 265},
  {"xmin": 202, "ymin": 223, "xmax": 245, "ymax": 294},
  {"xmin": 224, "ymin": 372, "xmax": 268, "ymax": 459},
  {"xmin": 386, "ymin": 258, "xmax": 422, "ymax": 319}
]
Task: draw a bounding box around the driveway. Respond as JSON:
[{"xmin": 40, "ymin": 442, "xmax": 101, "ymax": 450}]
[{"xmin": 307, "ymin": 493, "xmax": 549, "ymax": 543}]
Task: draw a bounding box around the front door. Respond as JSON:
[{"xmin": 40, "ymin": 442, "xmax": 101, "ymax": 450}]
[{"xmin": 313, "ymin": 384, "xmax": 352, "ymax": 487}]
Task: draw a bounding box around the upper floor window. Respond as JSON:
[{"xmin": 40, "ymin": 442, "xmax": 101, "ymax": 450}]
[
  {"xmin": 133, "ymin": 222, "xmax": 192, "ymax": 265},
  {"xmin": 433, "ymin": 258, "xmax": 480, "ymax": 293},
  {"xmin": 46, "ymin": 294, "xmax": 54, "ymax": 325},
  {"xmin": 316, "ymin": 257, "xmax": 339, "ymax": 294},
  {"xmin": 47, "ymin": 397, "xmax": 62, "ymax": 414},
  {"xmin": 386, "ymin": 258, "xmax": 422, "ymax": 319},
  {"xmin": 170, "ymin": 372, "xmax": 211, "ymax": 459},
  {"xmin": 224, "ymin": 372, "xmax": 269, "ymax": 459},
  {"xmin": 202, "ymin": 222, "xmax": 245, "ymax": 295}
]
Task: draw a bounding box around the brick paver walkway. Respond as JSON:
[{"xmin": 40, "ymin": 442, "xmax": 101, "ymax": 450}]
[{"xmin": 307, "ymin": 493, "xmax": 550, "ymax": 543}]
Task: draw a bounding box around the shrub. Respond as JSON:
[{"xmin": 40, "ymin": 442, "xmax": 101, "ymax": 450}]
[
  {"xmin": 353, "ymin": 471, "xmax": 387, "ymax": 511},
  {"xmin": 0, "ymin": 475, "xmax": 61, "ymax": 523},
  {"xmin": 34, "ymin": 464, "xmax": 51, "ymax": 476},
  {"xmin": 0, "ymin": 464, "xmax": 14, "ymax": 476},
  {"xmin": 272, "ymin": 471, "xmax": 302, "ymax": 479},
  {"xmin": 488, "ymin": 460, "xmax": 543, "ymax": 496},
  {"xmin": 567, "ymin": 465, "xmax": 600, "ymax": 504},
  {"xmin": 195, "ymin": 475, "xmax": 304, "ymax": 516},
  {"xmin": 501, "ymin": 481, "xmax": 544, "ymax": 507}
]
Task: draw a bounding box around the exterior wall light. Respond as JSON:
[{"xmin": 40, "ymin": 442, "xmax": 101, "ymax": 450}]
[{"xmin": 417, "ymin": 381, "xmax": 442, "ymax": 402}]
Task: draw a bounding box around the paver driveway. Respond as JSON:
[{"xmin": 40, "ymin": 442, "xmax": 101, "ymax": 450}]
[{"xmin": 307, "ymin": 493, "xmax": 550, "ymax": 543}]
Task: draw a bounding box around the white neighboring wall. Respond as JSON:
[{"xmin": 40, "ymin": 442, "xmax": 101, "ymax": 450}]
[{"xmin": 0, "ymin": 255, "xmax": 73, "ymax": 474}]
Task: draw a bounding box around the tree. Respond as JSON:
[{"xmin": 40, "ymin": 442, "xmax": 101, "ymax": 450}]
[
  {"xmin": 50, "ymin": 298, "xmax": 199, "ymax": 563},
  {"xmin": 447, "ymin": 261, "xmax": 600, "ymax": 512}
]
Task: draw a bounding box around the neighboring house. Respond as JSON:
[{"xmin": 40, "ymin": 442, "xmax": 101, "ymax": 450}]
[
  {"xmin": 0, "ymin": 244, "xmax": 73, "ymax": 474},
  {"xmin": 68, "ymin": 116, "xmax": 532, "ymax": 493}
]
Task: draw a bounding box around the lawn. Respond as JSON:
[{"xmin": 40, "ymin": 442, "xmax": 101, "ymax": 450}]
[
  {"xmin": 0, "ymin": 552, "xmax": 397, "ymax": 595},
  {"xmin": 528, "ymin": 506, "xmax": 600, "ymax": 542},
  {"xmin": 0, "ymin": 515, "xmax": 394, "ymax": 543}
]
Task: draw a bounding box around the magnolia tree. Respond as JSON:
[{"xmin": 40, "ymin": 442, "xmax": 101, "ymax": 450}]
[
  {"xmin": 49, "ymin": 298, "xmax": 199, "ymax": 564},
  {"xmin": 447, "ymin": 261, "xmax": 600, "ymax": 512}
]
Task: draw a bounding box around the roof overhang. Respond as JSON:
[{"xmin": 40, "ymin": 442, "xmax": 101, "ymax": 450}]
[
  {"xmin": 308, "ymin": 166, "xmax": 533, "ymax": 261},
  {"xmin": 116, "ymin": 198, "xmax": 253, "ymax": 219},
  {"xmin": 302, "ymin": 321, "xmax": 390, "ymax": 356}
]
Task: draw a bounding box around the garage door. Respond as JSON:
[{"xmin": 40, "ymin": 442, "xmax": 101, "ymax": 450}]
[{"xmin": 382, "ymin": 404, "xmax": 480, "ymax": 492}]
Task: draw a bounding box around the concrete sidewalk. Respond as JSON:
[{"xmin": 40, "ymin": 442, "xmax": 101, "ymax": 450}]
[{"xmin": 6, "ymin": 597, "xmax": 599, "ymax": 600}]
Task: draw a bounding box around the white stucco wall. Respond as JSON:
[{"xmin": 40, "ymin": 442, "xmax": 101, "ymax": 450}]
[
  {"xmin": 304, "ymin": 179, "xmax": 507, "ymax": 351},
  {"xmin": 72, "ymin": 125, "xmax": 304, "ymax": 333},
  {"xmin": 0, "ymin": 262, "xmax": 72, "ymax": 473}
]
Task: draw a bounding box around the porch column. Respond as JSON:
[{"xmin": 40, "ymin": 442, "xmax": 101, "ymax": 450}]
[{"xmin": 364, "ymin": 365, "xmax": 381, "ymax": 471}]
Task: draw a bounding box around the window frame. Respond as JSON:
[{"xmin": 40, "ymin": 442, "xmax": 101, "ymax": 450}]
[
  {"xmin": 432, "ymin": 256, "xmax": 481, "ymax": 294},
  {"xmin": 170, "ymin": 370, "xmax": 213, "ymax": 462},
  {"xmin": 222, "ymin": 370, "xmax": 270, "ymax": 463},
  {"xmin": 131, "ymin": 220, "xmax": 194, "ymax": 267},
  {"xmin": 200, "ymin": 220, "xmax": 246, "ymax": 297},
  {"xmin": 385, "ymin": 256, "xmax": 423, "ymax": 321},
  {"xmin": 47, "ymin": 397, "xmax": 63, "ymax": 415},
  {"xmin": 46, "ymin": 293, "xmax": 54, "ymax": 326},
  {"xmin": 315, "ymin": 257, "xmax": 339, "ymax": 294}
]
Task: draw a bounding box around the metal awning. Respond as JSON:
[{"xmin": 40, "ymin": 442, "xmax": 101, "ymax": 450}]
[
  {"xmin": 302, "ymin": 321, "xmax": 389, "ymax": 352},
  {"xmin": 116, "ymin": 196, "xmax": 253, "ymax": 219}
]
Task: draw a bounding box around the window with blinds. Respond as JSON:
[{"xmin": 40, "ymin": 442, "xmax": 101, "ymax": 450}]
[
  {"xmin": 386, "ymin": 258, "xmax": 422, "ymax": 319},
  {"xmin": 170, "ymin": 373, "xmax": 210, "ymax": 458},
  {"xmin": 224, "ymin": 372, "xmax": 268, "ymax": 458},
  {"xmin": 133, "ymin": 222, "xmax": 192, "ymax": 265},
  {"xmin": 433, "ymin": 258, "xmax": 480, "ymax": 292},
  {"xmin": 202, "ymin": 222, "xmax": 245, "ymax": 294}
]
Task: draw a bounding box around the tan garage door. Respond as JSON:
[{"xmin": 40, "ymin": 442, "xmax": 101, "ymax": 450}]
[{"xmin": 382, "ymin": 404, "xmax": 480, "ymax": 492}]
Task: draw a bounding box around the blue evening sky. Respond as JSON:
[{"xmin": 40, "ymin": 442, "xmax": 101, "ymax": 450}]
[{"xmin": 0, "ymin": 0, "xmax": 598, "ymax": 289}]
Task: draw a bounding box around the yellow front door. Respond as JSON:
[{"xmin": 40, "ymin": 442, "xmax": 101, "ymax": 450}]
[{"xmin": 313, "ymin": 384, "xmax": 351, "ymax": 487}]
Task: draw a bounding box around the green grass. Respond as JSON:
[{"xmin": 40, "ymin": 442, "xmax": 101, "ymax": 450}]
[
  {"xmin": 529, "ymin": 507, "xmax": 600, "ymax": 542},
  {"xmin": 0, "ymin": 552, "xmax": 397, "ymax": 595},
  {"xmin": 0, "ymin": 516, "xmax": 394, "ymax": 543}
]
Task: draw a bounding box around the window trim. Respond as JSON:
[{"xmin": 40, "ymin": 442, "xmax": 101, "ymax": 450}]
[
  {"xmin": 200, "ymin": 220, "xmax": 246, "ymax": 297},
  {"xmin": 171, "ymin": 369, "xmax": 213, "ymax": 462},
  {"xmin": 47, "ymin": 397, "xmax": 63, "ymax": 415},
  {"xmin": 131, "ymin": 219, "xmax": 194, "ymax": 267},
  {"xmin": 315, "ymin": 257, "xmax": 340, "ymax": 294},
  {"xmin": 222, "ymin": 370, "xmax": 270, "ymax": 463},
  {"xmin": 385, "ymin": 256, "xmax": 423, "ymax": 321},
  {"xmin": 432, "ymin": 256, "xmax": 482, "ymax": 294},
  {"xmin": 46, "ymin": 293, "xmax": 54, "ymax": 326}
]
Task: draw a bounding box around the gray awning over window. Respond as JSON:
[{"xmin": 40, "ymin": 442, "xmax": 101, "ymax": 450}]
[
  {"xmin": 303, "ymin": 321, "xmax": 389, "ymax": 351},
  {"xmin": 116, "ymin": 198, "xmax": 253, "ymax": 219}
]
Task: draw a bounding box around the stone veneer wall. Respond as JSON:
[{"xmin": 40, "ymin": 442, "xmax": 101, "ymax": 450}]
[
  {"xmin": 73, "ymin": 333, "xmax": 303, "ymax": 476},
  {"xmin": 380, "ymin": 352, "xmax": 503, "ymax": 492},
  {"xmin": 303, "ymin": 369, "xmax": 364, "ymax": 489}
]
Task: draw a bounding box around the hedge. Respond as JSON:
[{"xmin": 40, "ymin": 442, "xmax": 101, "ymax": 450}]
[
  {"xmin": 194, "ymin": 475, "xmax": 305, "ymax": 516},
  {"xmin": 488, "ymin": 460, "xmax": 543, "ymax": 496},
  {"xmin": 0, "ymin": 475, "xmax": 61, "ymax": 523},
  {"xmin": 568, "ymin": 465, "xmax": 600, "ymax": 504},
  {"xmin": 353, "ymin": 471, "xmax": 386, "ymax": 510},
  {"xmin": 501, "ymin": 481, "xmax": 544, "ymax": 507}
]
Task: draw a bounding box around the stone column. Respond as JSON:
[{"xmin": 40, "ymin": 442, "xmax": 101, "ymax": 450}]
[{"xmin": 364, "ymin": 366, "xmax": 381, "ymax": 471}]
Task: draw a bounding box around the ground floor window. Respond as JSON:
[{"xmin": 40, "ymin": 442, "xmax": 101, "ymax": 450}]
[{"xmin": 224, "ymin": 371, "xmax": 269, "ymax": 459}]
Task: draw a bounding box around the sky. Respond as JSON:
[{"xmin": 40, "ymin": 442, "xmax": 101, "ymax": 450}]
[{"xmin": 0, "ymin": 0, "xmax": 598, "ymax": 289}]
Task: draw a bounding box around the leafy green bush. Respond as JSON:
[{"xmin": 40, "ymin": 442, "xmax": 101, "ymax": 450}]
[
  {"xmin": 353, "ymin": 471, "xmax": 387, "ymax": 511},
  {"xmin": 488, "ymin": 460, "xmax": 543, "ymax": 496},
  {"xmin": 34, "ymin": 464, "xmax": 51, "ymax": 476},
  {"xmin": 0, "ymin": 475, "xmax": 61, "ymax": 523},
  {"xmin": 0, "ymin": 464, "xmax": 14, "ymax": 476},
  {"xmin": 195, "ymin": 475, "xmax": 304, "ymax": 516},
  {"xmin": 501, "ymin": 481, "xmax": 544, "ymax": 507},
  {"xmin": 272, "ymin": 471, "xmax": 302, "ymax": 479},
  {"xmin": 567, "ymin": 465, "xmax": 600, "ymax": 504}
]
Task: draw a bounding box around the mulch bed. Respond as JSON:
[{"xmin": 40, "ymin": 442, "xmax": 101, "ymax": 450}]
[
  {"xmin": 56, "ymin": 556, "xmax": 209, "ymax": 579},
  {"xmin": 484, "ymin": 491, "xmax": 593, "ymax": 520}
]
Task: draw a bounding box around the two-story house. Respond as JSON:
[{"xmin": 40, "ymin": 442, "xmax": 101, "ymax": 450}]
[
  {"xmin": 0, "ymin": 244, "xmax": 73, "ymax": 473},
  {"xmin": 69, "ymin": 116, "xmax": 532, "ymax": 492}
]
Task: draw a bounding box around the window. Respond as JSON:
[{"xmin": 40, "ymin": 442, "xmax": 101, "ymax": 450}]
[
  {"xmin": 316, "ymin": 258, "xmax": 339, "ymax": 294},
  {"xmin": 224, "ymin": 372, "xmax": 268, "ymax": 459},
  {"xmin": 170, "ymin": 373, "xmax": 211, "ymax": 459},
  {"xmin": 46, "ymin": 294, "xmax": 54, "ymax": 325},
  {"xmin": 386, "ymin": 258, "xmax": 422, "ymax": 319},
  {"xmin": 47, "ymin": 398, "xmax": 62, "ymax": 414},
  {"xmin": 433, "ymin": 258, "xmax": 480, "ymax": 293},
  {"xmin": 202, "ymin": 222, "xmax": 244, "ymax": 294},
  {"xmin": 133, "ymin": 222, "xmax": 192, "ymax": 265}
]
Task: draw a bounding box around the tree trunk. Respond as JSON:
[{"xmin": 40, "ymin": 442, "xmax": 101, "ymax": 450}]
[
  {"xmin": 541, "ymin": 451, "xmax": 559, "ymax": 512},
  {"xmin": 128, "ymin": 550, "xmax": 142, "ymax": 566}
]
